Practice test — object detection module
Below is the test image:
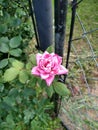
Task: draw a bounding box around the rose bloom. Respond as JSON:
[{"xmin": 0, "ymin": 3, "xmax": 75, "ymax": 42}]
[{"xmin": 31, "ymin": 51, "xmax": 68, "ymax": 86}]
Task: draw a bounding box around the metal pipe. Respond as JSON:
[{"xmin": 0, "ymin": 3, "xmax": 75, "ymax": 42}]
[
  {"xmin": 55, "ymin": 0, "xmax": 68, "ymax": 57},
  {"xmin": 64, "ymin": 0, "xmax": 77, "ymax": 82},
  {"xmin": 32, "ymin": 0, "xmax": 53, "ymax": 51},
  {"xmin": 28, "ymin": 0, "xmax": 40, "ymax": 49}
]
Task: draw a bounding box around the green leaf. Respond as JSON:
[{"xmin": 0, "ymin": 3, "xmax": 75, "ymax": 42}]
[
  {"xmin": 0, "ymin": 59, "xmax": 8, "ymax": 69},
  {"xmin": 8, "ymin": 58, "xmax": 16, "ymax": 64},
  {"xmin": 31, "ymin": 120, "xmax": 40, "ymax": 130},
  {"xmin": 0, "ymin": 24, "xmax": 8, "ymax": 34},
  {"xmin": 3, "ymin": 96, "xmax": 16, "ymax": 107},
  {"xmin": 45, "ymin": 85, "xmax": 54, "ymax": 98},
  {"xmin": 0, "ymin": 37, "xmax": 9, "ymax": 53},
  {"xmin": 53, "ymin": 82, "xmax": 70, "ymax": 96},
  {"xmin": 16, "ymin": 8, "xmax": 26, "ymax": 16},
  {"xmin": 0, "ymin": 70, "xmax": 3, "ymax": 82},
  {"xmin": 26, "ymin": 62, "xmax": 32, "ymax": 70},
  {"xmin": 40, "ymin": 80, "xmax": 46, "ymax": 88},
  {"xmin": 30, "ymin": 76, "xmax": 37, "ymax": 87},
  {"xmin": 12, "ymin": 60, "xmax": 24, "ymax": 70},
  {"xmin": 23, "ymin": 109, "xmax": 35, "ymax": 124},
  {"xmin": 3, "ymin": 67, "xmax": 19, "ymax": 82},
  {"xmin": 0, "ymin": 114, "xmax": 15, "ymax": 129},
  {"xmin": 0, "ymin": 42, "xmax": 9, "ymax": 53},
  {"xmin": 19, "ymin": 70, "xmax": 29, "ymax": 83},
  {"xmin": 0, "ymin": 37, "xmax": 9, "ymax": 43},
  {"xmin": 9, "ymin": 36, "xmax": 22, "ymax": 48},
  {"xmin": 29, "ymin": 54, "xmax": 36, "ymax": 65},
  {"xmin": 46, "ymin": 45, "xmax": 54, "ymax": 53},
  {"xmin": 0, "ymin": 0, "xmax": 3, "ymax": 4},
  {"xmin": 8, "ymin": 88, "xmax": 18, "ymax": 97},
  {"xmin": 0, "ymin": 83, "xmax": 4, "ymax": 92},
  {"xmin": 6, "ymin": 114, "xmax": 15, "ymax": 128},
  {"xmin": 15, "ymin": 125, "xmax": 22, "ymax": 130},
  {"xmin": 11, "ymin": 18, "xmax": 21, "ymax": 27},
  {"xmin": 23, "ymin": 88, "xmax": 36, "ymax": 97},
  {"xmin": 10, "ymin": 48, "xmax": 22, "ymax": 57}
]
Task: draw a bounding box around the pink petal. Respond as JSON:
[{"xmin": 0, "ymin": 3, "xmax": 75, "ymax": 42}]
[
  {"xmin": 42, "ymin": 51, "xmax": 50, "ymax": 58},
  {"xmin": 43, "ymin": 51, "xmax": 49, "ymax": 56},
  {"xmin": 31, "ymin": 66, "xmax": 40, "ymax": 76},
  {"xmin": 52, "ymin": 54, "xmax": 62, "ymax": 67},
  {"xmin": 40, "ymin": 73, "xmax": 49, "ymax": 79},
  {"xmin": 36, "ymin": 53, "xmax": 42, "ymax": 65},
  {"xmin": 51, "ymin": 52, "xmax": 55, "ymax": 57},
  {"xmin": 45, "ymin": 75, "xmax": 55, "ymax": 86},
  {"xmin": 57, "ymin": 55, "xmax": 62, "ymax": 65},
  {"xmin": 55, "ymin": 54, "xmax": 62, "ymax": 64},
  {"xmin": 57, "ymin": 65, "xmax": 68, "ymax": 75}
]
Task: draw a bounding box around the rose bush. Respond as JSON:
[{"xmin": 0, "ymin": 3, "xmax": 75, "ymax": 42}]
[{"xmin": 31, "ymin": 51, "xmax": 68, "ymax": 86}]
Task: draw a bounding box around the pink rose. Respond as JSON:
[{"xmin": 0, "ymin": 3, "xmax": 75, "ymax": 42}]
[{"xmin": 31, "ymin": 51, "xmax": 68, "ymax": 86}]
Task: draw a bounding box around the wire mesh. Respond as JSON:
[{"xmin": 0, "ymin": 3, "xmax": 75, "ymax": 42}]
[{"xmin": 59, "ymin": 1, "xmax": 98, "ymax": 130}]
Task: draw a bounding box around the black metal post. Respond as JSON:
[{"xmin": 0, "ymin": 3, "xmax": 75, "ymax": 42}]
[
  {"xmin": 55, "ymin": 0, "xmax": 68, "ymax": 57},
  {"xmin": 28, "ymin": 0, "xmax": 40, "ymax": 49},
  {"xmin": 64, "ymin": 0, "xmax": 77, "ymax": 82},
  {"xmin": 53, "ymin": 0, "xmax": 68, "ymax": 116},
  {"xmin": 66, "ymin": 0, "xmax": 77, "ymax": 68},
  {"xmin": 32, "ymin": 0, "xmax": 53, "ymax": 51}
]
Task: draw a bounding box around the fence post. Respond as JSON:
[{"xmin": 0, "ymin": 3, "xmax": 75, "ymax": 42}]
[
  {"xmin": 28, "ymin": 0, "xmax": 40, "ymax": 49},
  {"xmin": 53, "ymin": 0, "xmax": 68, "ymax": 116},
  {"xmin": 32, "ymin": 0, "xmax": 53, "ymax": 51},
  {"xmin": 55, "ymin": 0, "xmax": 68, "ymax": 57},
  {"xmin": 64, "ymin": 0, "xmax": 77, "ymax": 82}
]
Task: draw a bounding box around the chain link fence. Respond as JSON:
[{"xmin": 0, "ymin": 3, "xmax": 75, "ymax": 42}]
[{"xmin": 59, "ymin": 0, "xmax": 98, "ymax": 129}]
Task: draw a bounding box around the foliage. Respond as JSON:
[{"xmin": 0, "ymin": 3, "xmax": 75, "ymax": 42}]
[{"xmin": 0, "ymin": 0, "xmax": 33, "ymax": 62}]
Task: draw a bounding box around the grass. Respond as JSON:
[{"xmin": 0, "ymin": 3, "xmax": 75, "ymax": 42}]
[{"xmin": 61, "ymin": 0, "xmax": 98, "ymax": 130}]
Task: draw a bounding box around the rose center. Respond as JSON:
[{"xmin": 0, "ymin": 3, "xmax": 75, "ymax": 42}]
[{"xmin": 39, "ymin": 59, "xmax": 52, "ymax": 73}]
